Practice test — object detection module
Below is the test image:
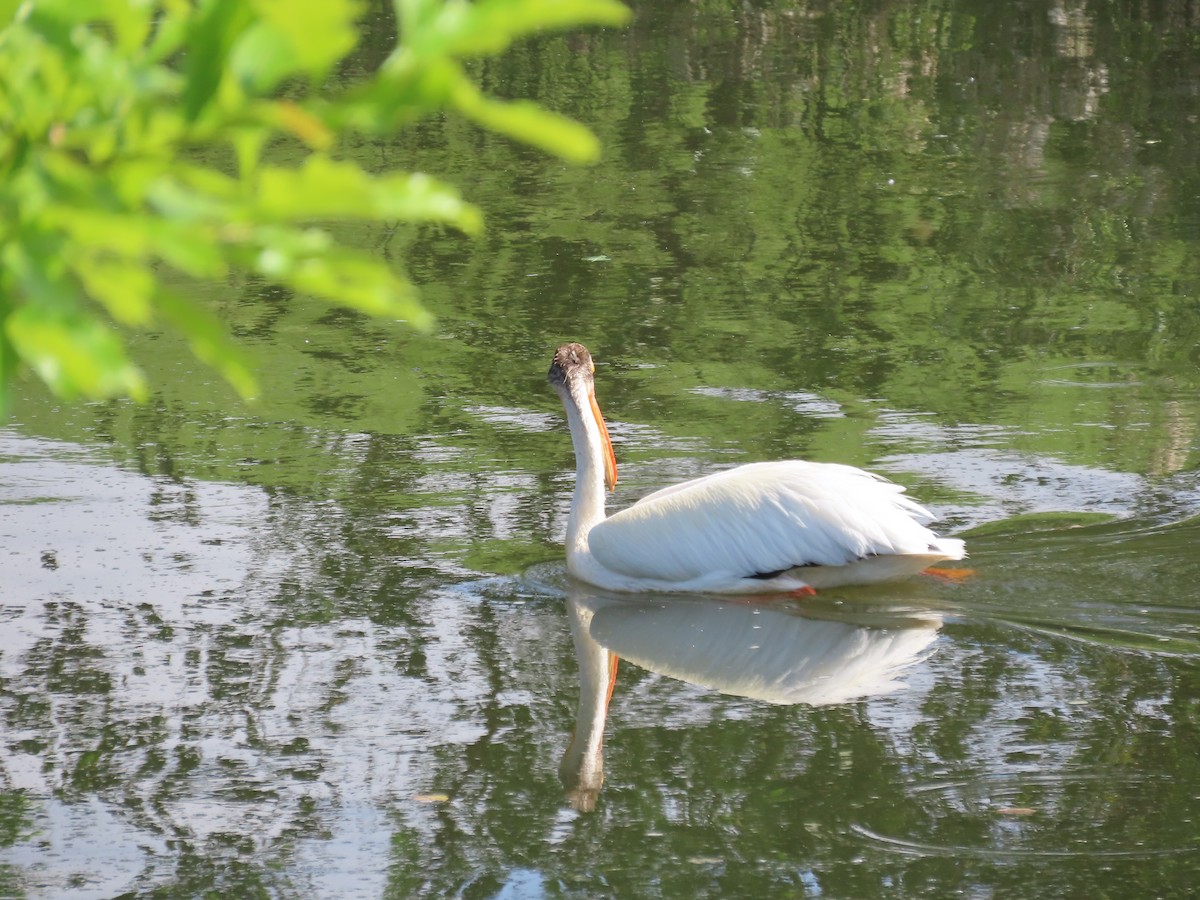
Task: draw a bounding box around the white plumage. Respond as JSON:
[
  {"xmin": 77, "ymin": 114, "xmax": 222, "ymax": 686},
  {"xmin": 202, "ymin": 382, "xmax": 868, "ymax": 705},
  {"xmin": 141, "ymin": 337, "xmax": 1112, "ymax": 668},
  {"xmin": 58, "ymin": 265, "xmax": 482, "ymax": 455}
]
[{"xmin": 548, "ymin": 343, "xmax": 965, "ymax": 594}]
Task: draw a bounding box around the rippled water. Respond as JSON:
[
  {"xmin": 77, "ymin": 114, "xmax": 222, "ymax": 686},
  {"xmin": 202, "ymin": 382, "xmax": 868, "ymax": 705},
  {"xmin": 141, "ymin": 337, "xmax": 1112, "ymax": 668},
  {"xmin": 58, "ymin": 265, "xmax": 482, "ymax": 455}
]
[
  {"xmin": 4, "ymin": 408, "xmax": 1198, "ymax": 896},
  {"xmin": 4, "ymin": 0, "xmax": 1200, "ymax": 896}
]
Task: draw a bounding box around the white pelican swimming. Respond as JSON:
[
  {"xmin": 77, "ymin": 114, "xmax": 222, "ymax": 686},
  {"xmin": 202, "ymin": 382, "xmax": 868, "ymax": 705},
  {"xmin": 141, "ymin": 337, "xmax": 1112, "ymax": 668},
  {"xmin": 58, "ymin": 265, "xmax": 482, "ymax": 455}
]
[{"xmin": 548, "ymin": 342, "xmax": 965, "ymax": 594}]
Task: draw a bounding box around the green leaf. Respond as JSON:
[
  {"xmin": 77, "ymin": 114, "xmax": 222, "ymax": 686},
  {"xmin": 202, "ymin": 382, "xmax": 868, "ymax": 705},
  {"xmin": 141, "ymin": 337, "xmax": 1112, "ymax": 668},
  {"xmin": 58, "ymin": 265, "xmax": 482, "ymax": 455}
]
[
  {"xmin": 232, "ymin": 125, "xmax": 268, "ymax": 179},
  {"xmin": 250, "ymin": 230, "xmax": 431, "ymax": 327},
  {"xmin": 4, "ymin": 302, "xmax": 147, "ymax": 402},
  {"xmin": 149, "ymin": 224, "xmax": 229, "ymax": 278},
  {"xmin": 71, "ymin": 256, "xmax": 156, "ymax": 327},
  {"xmin": 341, "ymin": 54, "xmax": 463, "ymax": 132},
  {"xmin": 44, "ymin": 206, "xmax": 228, "ymax": 280},
  {"xmin": 257, "ymin": 100, "xmax": 334, "ymax": 150},
  {"xmin": 0, "ymin": 0, "xmax": 627, "ymax": 413},
  {"xmin": 182, "ymin": 0, "xmax": 254, "ymax": 120},
  {"xmin": 256, "ymin": 157, "xmax": 483, "ymax": 233},
  {"xmin": 16, "ymin": 0, "xmax": 92, "ymax": 32},
  {"xmin": 452, "ymin": 83, "xmax": 601, "ymax": 163},
  {"xmin": 43, "ymin": 208, "xmax": 149, "ymax": 258},
  {"xmin": 438, "ymin": 0, "xmax": 630, "ymax": 57},
  {"xmin": 97, "ymin": 0, "xmax": 153, "ymax": 54},
  {"xmin": 2, "ymin": 235, "xmax": 146, "ymax": 401},
  {"xmin": 229, "ymin": 0, "xmax": 361, "ymax": 91},
  {"xmin": 144, "ymin": 1, "xmax": 193, "ymax": 62},
  {"xmin": 393, "ymin": 0, "xmax": 443, "ymax": 45},
  {"xmin": 228, "ymin": 23, "xmax": 297, "ymax": 93},
  {"xmin": 283, "ymin": 253, "xmax": 431, "ymax": 327},
  {"xmin": 156, "ymin": 290, "xmax": 258, "ymax": 399},
  {"xmin": 394, "ymin": 0, "xmax": 628, "ymax": 58},
  {"xmin": 0, "ymin": 0, "xmax": 23, "ymax": 28},
  {"xmin": 0, "ymin": 293, "xmax": 14, "ymax": 419},
  {"xmin": 146, "ymin": 174, "xmax": 239, "ymax": 224}
]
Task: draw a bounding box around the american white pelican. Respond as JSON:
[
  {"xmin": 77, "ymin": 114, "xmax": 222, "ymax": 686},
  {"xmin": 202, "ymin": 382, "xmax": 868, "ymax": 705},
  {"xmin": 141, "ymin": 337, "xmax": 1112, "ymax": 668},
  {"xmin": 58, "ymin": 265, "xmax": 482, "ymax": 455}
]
[{"xmin": 548, "ymin": 342, "xmax": 965, "ymax": 594}]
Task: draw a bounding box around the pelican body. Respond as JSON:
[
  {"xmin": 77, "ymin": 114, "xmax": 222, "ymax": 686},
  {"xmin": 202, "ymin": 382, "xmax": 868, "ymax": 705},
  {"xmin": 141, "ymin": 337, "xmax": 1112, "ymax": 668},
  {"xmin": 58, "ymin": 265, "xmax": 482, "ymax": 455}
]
[{"xmin": 548, "ymin": 343, "xmax": 965, "ymax": 594}]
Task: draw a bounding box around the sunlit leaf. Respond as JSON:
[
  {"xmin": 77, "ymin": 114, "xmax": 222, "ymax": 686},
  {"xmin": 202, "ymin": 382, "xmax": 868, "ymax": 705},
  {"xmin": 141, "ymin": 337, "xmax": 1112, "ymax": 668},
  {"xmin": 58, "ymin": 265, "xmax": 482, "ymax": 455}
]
[
  {"xmin": 437, "ymin": 0, "xmax": 630, "ymax": 57},
  {"xmin": 248, "ymin": 226, "xmax": 333, "ymax": 269},
  {"xmin": 290, "ymin": 255, "xmax": 430, "ymax": 326},
  {"xmin": 3, "ymin": 232, "xmax": 72, "ymax": 302},
  {"xmin": 343, "ymin": 54, "xmax": 463, "ymax": 131},
  {"xmin": 96, "ymin": 0, "xmax": 153, "ymax": 53},
  {"xmin": 17, "ymin": 0, "xmax": 90, "ymax": 36},
  {"xmin": 261, "ymin": 100, "xmax": 333, "ymax": 150},
  {"xmin": 393, "ymin": 0, "xmax": 443, "ymax": 45},
  {"xmin": 228, "ymin": 22, "xmax": 296, "ymax": 93},
  {"xmin": 3, "ymin": 227, "xmax": 146, "ymax": 399},
  {"xmin": 144, "ymin": 0, "xmax": 192, "ymax": 62},
  {"xmin": 452, "ymin": 84, "xmax": 601, "ymax": 163},
  {"xmin": 0, "ymin": 297, "xmax": 13, "ymax": 419},
  {"xmin": 45, "ymin": 207, "xmax": 228, "ymax": 280},
  {"xmin": 182, "ymin": 0, "xmax": 253, "ymax": 120},
  {"xmin": 229, "ymin": 0, "xmax": 362, "ymax": 94},
  {"xmin": 0, "ymin": 0, "xmax": 23, "ymax": 27},
  {"xmin": 71, "ymin": 256, "xmax": 156, "ymax": 326},
  {"xmin": 256, "ymin": 157, "xmax": 483, "ymax": 233},
  {"xmin": 147, "ymin": 175, "xmax": 239, "ymax": 224},
  {"xmin": 251, "ymin": 233, "xmax": 431, "ymax": 327},
  {"xmin": 43, "ymin": 207, "xmax": 150, "ymax": 258},
  {"xmin": 156, "ymin": 290, "xmax": 258, "ymax": 399},
  {"xmin": 149, "ymin": 224, "xmax": 229, "ymax": 278},
  {"xmin": 4, "ymin": 303, "xmax": 147, "ymax": 401},
  {"xmin": 232, "ymin": 125, "xmax": 268, "ymax": 180},
  {"xmin": 172, "ymin": 163, "xmax": 244, "ymax": 203},
  {"xmin": 0, "ymin": 0, "xmax": 625, "ymax": 411}
]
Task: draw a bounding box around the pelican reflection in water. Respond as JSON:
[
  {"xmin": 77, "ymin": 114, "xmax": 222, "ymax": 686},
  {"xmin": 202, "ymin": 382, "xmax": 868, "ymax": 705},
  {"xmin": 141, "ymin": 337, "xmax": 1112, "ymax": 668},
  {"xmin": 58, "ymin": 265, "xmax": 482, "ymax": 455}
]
[{"xmin": 560, "ymin": 588, "xmax": 942, "ymax": 810}]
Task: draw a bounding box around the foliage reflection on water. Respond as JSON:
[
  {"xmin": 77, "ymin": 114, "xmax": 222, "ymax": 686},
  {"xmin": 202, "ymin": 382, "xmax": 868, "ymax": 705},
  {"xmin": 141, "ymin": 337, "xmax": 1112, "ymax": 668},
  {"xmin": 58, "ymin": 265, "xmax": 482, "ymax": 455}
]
[
  {"xmin": 4, "ymin": 0, "xmax": 1200, "ymax": 895},
  {"xmin": 4, "ymin": 411, "xmax": 1199, "ymax": 895}
]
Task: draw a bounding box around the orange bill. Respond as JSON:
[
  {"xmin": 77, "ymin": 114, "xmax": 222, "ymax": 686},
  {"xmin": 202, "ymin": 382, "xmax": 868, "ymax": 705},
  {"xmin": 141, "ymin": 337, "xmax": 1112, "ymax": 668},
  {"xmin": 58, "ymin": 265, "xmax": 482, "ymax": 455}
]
[{"xmin": 589, "ymin": 390, "xmax": 618, "ymax": 491}]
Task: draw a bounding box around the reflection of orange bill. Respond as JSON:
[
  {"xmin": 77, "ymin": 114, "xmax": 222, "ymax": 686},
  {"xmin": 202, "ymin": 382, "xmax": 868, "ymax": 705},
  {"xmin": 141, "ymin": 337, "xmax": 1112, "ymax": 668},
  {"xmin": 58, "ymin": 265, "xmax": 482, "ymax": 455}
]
[
  {"xmin": 922, "ymin": 567, "xmax": 976, "ymax": 583},
  {"xmin": 605, "ymin": 655, "xmax": 618, "ymax": 709}
]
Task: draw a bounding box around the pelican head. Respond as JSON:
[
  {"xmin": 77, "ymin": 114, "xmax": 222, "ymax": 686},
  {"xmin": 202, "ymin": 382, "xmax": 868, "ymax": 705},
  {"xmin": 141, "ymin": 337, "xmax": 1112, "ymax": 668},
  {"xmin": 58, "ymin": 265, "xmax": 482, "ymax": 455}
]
[
  {"xmin": 547, "ymin": 341, "xmax": 594, "ymax": 390},
  {"xmin": 548, "ymin": 343, "xmax": 617, "ymax": 492}
]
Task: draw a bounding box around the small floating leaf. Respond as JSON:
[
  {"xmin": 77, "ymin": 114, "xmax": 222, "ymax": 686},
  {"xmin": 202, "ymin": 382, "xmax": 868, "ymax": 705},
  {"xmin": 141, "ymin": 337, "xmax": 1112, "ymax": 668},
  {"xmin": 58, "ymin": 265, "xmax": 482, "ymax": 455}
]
[{"xmin": 414, "ymin": 792, "xmax": 450, "ymax": 803}]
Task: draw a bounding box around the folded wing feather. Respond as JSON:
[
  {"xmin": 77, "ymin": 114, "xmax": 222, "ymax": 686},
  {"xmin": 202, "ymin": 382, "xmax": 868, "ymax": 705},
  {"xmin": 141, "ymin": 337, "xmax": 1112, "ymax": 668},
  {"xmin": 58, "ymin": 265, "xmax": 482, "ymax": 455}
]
[{"xmin": 588, "ymin": 461, "xmax": 948, "ymax": 583}]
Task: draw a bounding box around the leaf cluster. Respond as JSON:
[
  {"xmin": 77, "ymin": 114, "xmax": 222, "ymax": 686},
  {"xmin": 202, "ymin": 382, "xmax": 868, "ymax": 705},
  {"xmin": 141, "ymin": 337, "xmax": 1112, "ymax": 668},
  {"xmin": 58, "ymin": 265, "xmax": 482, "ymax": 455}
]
[{"xmin": 0, "ymin": 0, "xmax": 628, "ymax": 410}]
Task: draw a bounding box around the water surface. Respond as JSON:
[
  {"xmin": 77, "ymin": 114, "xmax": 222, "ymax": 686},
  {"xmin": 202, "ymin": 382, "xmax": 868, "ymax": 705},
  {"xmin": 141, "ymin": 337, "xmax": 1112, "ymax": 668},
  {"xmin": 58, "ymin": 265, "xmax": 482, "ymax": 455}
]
[{"xmin": 3, "ymin": 1, "xmax": 1200, "ymax": 896}]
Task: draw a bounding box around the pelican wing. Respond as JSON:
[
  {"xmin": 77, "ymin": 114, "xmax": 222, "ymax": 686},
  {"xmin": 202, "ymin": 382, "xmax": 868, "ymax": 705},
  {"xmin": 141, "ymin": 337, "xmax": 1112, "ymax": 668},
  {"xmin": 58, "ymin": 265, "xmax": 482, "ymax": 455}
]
[{"xmin": 589, "ymin": 461, "xmax": 949, "ymax": 584}]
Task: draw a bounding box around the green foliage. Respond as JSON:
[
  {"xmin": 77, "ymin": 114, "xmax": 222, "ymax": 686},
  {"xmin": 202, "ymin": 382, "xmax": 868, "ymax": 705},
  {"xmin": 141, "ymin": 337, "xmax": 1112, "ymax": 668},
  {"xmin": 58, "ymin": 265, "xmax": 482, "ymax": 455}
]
[{"xmin": 0, "ymin": 0, "xmax": 629, "ymax": 412}]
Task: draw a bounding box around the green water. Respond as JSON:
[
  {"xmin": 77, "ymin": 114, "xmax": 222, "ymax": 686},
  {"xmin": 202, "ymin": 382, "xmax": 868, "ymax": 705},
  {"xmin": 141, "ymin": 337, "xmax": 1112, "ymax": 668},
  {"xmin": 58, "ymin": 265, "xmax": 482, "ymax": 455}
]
[{"xmin": 3, "ymin": 1, "xmax": 1200, "ymax": 896}]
